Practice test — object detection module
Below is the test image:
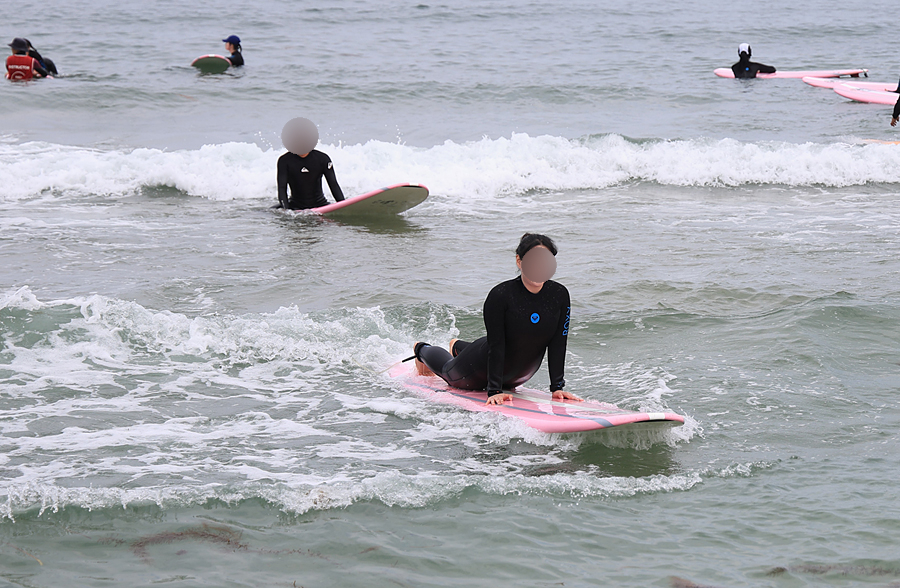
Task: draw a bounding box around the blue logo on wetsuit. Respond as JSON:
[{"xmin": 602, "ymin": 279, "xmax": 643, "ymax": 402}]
[{"xmin": 530, "ymin": 313, "xmax": 540, "ymax": 323}]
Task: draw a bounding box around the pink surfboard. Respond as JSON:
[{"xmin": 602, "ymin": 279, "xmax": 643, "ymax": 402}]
[
  {"xmin": 714, "ymin": 68, "xmax": 868, "ymax": 79},
  {"xmin": 312, "ymin": 183, "xmax": 428, "ymax": 216},
  {"xmin": 389, "ymin": 364, "xmax": 685, "ymax": 434},
  {"xmin": 803, "ymin": 76, "xmax": 896, "ymax": 91},
  {"xmin": 833, "ymin": 83, "xmax": 900, "ymax": 105}
]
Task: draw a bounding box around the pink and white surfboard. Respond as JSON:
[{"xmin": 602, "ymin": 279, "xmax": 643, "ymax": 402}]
[
  {"xmin": 389, "ymin": 364, "xmax": 685, "ymax": 434},
  {"xmin": 833, "ymin": 83, "xmax": 900, "ymax": 105},
  {"xmin": 312, "ymin": 183, "xmax": 428, "ymax": 216},
  {"xmin": 803, "ymin": 77, "xmax": 895, "ymax": 91},
  {"xmin": 715, "ymin": 68, "xmax": 868, "ymax": 79}
]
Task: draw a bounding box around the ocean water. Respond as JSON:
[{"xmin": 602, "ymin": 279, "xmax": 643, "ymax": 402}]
[{"xmin": 3, "ymin": 0, "xmax": 900, "ymax": 586}]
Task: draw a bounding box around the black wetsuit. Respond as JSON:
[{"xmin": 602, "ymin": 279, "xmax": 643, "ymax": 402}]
[
  {"xmin": 228, "ymin": 51, "xmax": 244, "ymax": 66},
  {"xmin": 417, "ymin": 277, "xmax": 570, "ymax": 397},
  {"xmin": 26, "ymin": 48, "xmax": 56, "ymax": 74},
  {"xmin": 277, "ymin": 150, "xmax": 344, "ymax": 210},
  {"xmin": 731, "ymin": 57, "xmax": 776, "ymax": 79}
]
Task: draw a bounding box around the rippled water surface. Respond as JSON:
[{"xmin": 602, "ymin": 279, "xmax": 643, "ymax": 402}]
[{"xmin": 3, "ymin": 0, "xmax": 900, "ymax": 586}]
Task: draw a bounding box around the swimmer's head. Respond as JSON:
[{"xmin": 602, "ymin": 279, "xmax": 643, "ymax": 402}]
[
  {"xmin": 282, "ymin": 117, "xmax": 319, "ymax": 156},
  {"xmin": 223, "ymin": 35, "xmax": 242, "ymax": 52},
  {"xmin": 515, "ymin": 233, "xmax": 558, "ymax": 284},
  {"xmin": 738, "ymin": 43, "xmax": 751, "ymax": 58}
]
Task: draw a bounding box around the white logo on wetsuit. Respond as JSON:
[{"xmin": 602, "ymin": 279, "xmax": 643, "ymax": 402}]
[
  {"xmin": 327, "ymin": 162, "xmax": 333, "ymax": 169},
  {"xmin": 301, "ymin": 167, "xmax": 309, "ymax": 172}
]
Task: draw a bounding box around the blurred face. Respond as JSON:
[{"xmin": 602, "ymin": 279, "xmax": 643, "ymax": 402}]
[
  {"xmin": 516, "ymin": 245, "xmax": 557, "ymax": 285},
  {"xmin": 225, "ymin": 42, "xmax": 235, "ymax": 53}
]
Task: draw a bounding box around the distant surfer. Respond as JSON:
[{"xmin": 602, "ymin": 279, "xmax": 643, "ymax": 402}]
[
  {"xmin": 24, "ymin": 39, "xmax": 56, "ymax": 75},
  {"xmin": 276, "ymin": 117, "xmax": 345, "ymax": 210},
  {"xmin": 891, "ymin": 92, "xmax": 900, "ymax": 127},
  {"xmin": 411, "ymin": 233, "xmax": 581, "ymax": 406},
  {"xmin": 223, "ymin": 35, "xmax": 243, "ymax": 67},
  {"xmin": 731, "ymin": 43, "xmax": 776, "ymax": 79},
  {"xmin": 5, "ymin": 37, "xmax": 49, "ymax": 80}
]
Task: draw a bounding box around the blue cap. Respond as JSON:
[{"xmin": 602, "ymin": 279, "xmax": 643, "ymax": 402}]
[{"xmin": 222, "ymin": 35, "xmax": 241, "ymax": 45}]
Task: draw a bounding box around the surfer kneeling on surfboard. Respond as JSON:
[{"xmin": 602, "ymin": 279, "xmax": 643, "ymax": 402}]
[
  {"xmin": 731, "ymin": 43, "xmax": 775, "ymax": 79},
  {"xmin": 276, "ymin": 117, "xmax": 345, "ymax": 209},
  {"xmin": 412, "ymin": 233, "xmax": 582, "ymax": 406},
  {"xmin": 6, "ymin": 38, "xmax": 49, "ymax": 80},
  {"xmin": 223, "ymin": 35, "xmax": 243, "ymax": 67}
]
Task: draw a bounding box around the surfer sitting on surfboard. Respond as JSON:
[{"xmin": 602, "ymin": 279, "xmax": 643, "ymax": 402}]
[
  {"xmin": 6, "ymin": 38, "xmax": 49, "ymax": 80},
  {"xmin": 731, "ymin": 44, "xmax": 775, "ymax": 79},
  {"xmin": 412, "ymin": 233, "xmax": 582, "ymax": 406},
  {"xmin": 223, "ymin": 35, "xmax": 243, "ymax": 67},
  {"xmin": 276, "ymin": 117, "xmax": 345, "ymax": 209}
]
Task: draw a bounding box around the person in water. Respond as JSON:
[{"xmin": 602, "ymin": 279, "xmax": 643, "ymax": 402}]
[
  {"xmin": 223, "ymin": 35, "xmax": 243, "ymax": 67},
  {"xmin": 24, "ymin": 39, "xmax": 56, "ymax": 74},
  {"xmin": 891, "ymin": 93, "xmax": 900, "ymax": 127},
  {"xmin": 412, "ymin": 233, "xmax": 581, "ymax": 406},
  {"xmin": 276, "ymin": 117, "xmax": 344, "ymax": 210},
  {"xmin": 5, "ymin": 37, "xmax": 49, "ymax": 80},
  {"xmin": 731, "ymin": 43, "xmax": 776, "ymax": 79}
]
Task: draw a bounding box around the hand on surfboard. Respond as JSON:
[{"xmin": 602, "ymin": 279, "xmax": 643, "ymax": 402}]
[
  {"xmin": 552, "ymin": 390, "xmax": 583, "ymax": 402},
  {"xmin": 486, "ymin": 389, "xmax": 583, "ymax": 405}
]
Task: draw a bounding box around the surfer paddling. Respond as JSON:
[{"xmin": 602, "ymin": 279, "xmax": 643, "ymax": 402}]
[
  {"xmin": 731, "ymin": 43, "xmax": 775, "ymax": 79},
  {"xmin": 412, "ymin": 233, "xmax": 581, "ymax": 406},
  {"xmin": 276, "ymin": 117, "xmax": 345, "ymax": 210}
]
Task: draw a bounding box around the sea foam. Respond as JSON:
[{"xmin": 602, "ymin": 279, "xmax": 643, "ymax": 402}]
[{"xmin": 2, "ymin": 135, "xmax": 900, "ymax": 203}]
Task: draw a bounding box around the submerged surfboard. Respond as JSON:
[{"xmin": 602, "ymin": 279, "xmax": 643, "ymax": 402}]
[
  {"xmin": 715, "ymin": 68, "xmax": 868, "ymax": 79},
  {"xmin": 803, "ymin": 76, "xmax": 896, "ymax": 91},
  {"xmin": 833, "ymin": 83, "xmax": 900, "ymax": 105},
  {"xmin": 389, "ymin": 364, "xmax": 685, "ymax": 434},
  {"xmin": 191, "ymin": 54, "xmax": 231, "ymax": 74},
  {"xmin": 313, "ymin": 183, "xmax": 428, "ymax": 216}
]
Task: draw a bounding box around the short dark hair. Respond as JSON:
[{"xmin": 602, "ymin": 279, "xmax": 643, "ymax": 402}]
[{"xmin": 515, "ymin": 233, "xmax": 557, "ymax": 258}]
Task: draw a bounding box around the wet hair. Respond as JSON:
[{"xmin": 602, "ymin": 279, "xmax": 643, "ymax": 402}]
[{"xmin": 515, "ymin": 233, "xmax": 557, "ymax": 258}]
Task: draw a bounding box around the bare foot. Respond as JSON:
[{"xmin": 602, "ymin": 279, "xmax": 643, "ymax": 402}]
[
  {"xmin": 413, "ymin": 342, "xmax": 435, "ymax": 376},
  {"xmin": 449, "ymin": 338, "xmax": 459, "ymax": 357},
  {"xmin": 414, "ymin": 358, "xmax": 434, "ymax": 376}
]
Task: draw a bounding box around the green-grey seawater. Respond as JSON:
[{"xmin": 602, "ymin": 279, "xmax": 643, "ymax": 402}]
[{"xmin": 3, "ymin": 0, "xmax": 900, "ymax": 586}]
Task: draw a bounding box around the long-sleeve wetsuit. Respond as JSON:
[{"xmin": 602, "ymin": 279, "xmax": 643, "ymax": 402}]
[
  {"xmin": 731, "ymin": 57, "xmax": 776, "ymax": 79},
  {"xmin": 26, "ymin": 48, "xmax": 56, "ymax": 74},
  {"xmin": 276, "ymin": 150, "xmax": 344, "ymax": 210},
  {"xmin": 417, "ymin": 277, "xmax": 570, "ymax": 397}
]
